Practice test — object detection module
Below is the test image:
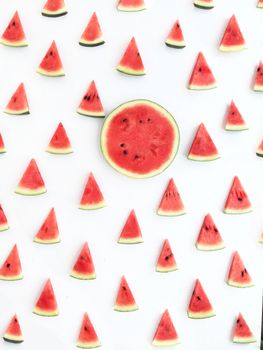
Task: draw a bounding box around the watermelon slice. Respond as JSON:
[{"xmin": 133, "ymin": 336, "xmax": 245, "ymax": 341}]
[
  {"xmin": 101, "ymin": 100, "xmax": 180, "ymax": 178},
  {"xmin": 0, "ymin": 244, "xmax": 23, "ymax": 281},
  {"xmin": 258, "ymin": 0, "xmax": 263, "ymax": 8},
  {"xmin": 0, "ymin": 204, "xmax": 9, "ymax": 231},
  {"xmin": 253, "ymin": 61, "xmax": 263, "ymax": 92},
  {"xmin": 256, "ymin": 139, "xmax": 263, "ymax": 157},
  {"xmin": 70, "ymin": 242, "xmax": 96, "ymax": 280},
  {"xmin": 34, "ymin": 208, "xmax": 60, "ymax": 244},
  {"xmin": 42, "ymin": 0, "xmax": 67, "ymax": 17},
  {"xmin": 15, "ymin": 159, "xmax": 46, "ymax": 196},
  {"xmin": 79, "ymin": 173, "xmax": 106, "ymax": 210},
  {"xmin": 193, "ymin": 0, "xmax": 214, "ymax": 9},
  {"xmin": 188, "ymin": 279, "xmax": 215, "ymax": 319},
  {"xmin": 117, "ymin": 37, "xmax": 145, "ymax": 76},
  {"xmin": 118, "ymin": 210, "xmax": 143, "ymax": 244},
  {"xmin": 157, "ymin": 179, "xmax": 185, "ymax": 216},
  {"xmin": 156, "ymin": 239, "xmax": 177, "ymax": 273},
  {"xmin": 219, "ymin": 15, "xmax": 246, "ymax": 52},
  {"xmin": 114, "ymin": 276, "xmax": 138, "ymax": 311},
  {"xmin": 152, "ymin": 309, "xmax": 180, "ymax": 347},
  {"xmin": 224, "ymin": 176, "xmax": 252, "ymax": 214},
  {"xmin": 188, "ymin": 123, "xmax": 219, "ymax": 161},
  {"xmin": 196, "ymin": 214, "xmax": 225, "ymax": 251},
  {"xmin": 77, "ymin": 81, "xmax": 105, "ymax": 117},
  {"xmin": 0, "ymin": 133, "xmax": 6, "ymax": 153},
  {"xmin": 227, "ymin": 251, "xmax": 253, "ymax": 288},
  {"xmin": 79, "ymin": 12, "xmax": 104, "ymax": 47},
  {"xmin": 47, "ymin": 122, "xmax": 73, "ymax": 154},
  {"xmin": 4, "ymin": 83, "xmax": 30, "ymax": 115},
  {"xmin": 37, "ymin": 40, "xmax": 65, "ymax": 77},
  {"xmin": 33, "ymin": 279, "xmax": 58, "ymax": 316},
  {"xmin": 0, "ymin": 11, "xmax": 28, "ymax": 47},
  {"xmin": 117, "ymin": 0, "xmax": 146, "ymax": 11},
  {"xmin": 188, "ymin": 52, "xmax": 216, "ymax": 90},
  {"xmin": 259, "ymin": 232, "xmax": 263, "ymax": 243},
  {"xmin": 77, "ymin": 312, "xmax": 101, "ymax": 349},
  {"xmin": 225, "ymin": 100, "xmax": 248, "ymax": 131},
  {"xmin": 3, "ymin": 314, "xmax": 24, "ymax": 343},
  {"xmin": 232, "ymin": 313, "xmax": 256, "ymax": 343},
  {"xmin": 165, "ymin": 20, "xmax": 186, "ymax": 48}
]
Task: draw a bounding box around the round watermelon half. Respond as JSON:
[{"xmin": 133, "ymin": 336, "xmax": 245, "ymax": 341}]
[
  {"xmin": 101, "ymin": 100, "xmax": 180, "ymax": 179},
  {"xmin": 3, "ymin": 315, "xmax": 24, "ymax": 343},
  {"xmin": 42, "ymin": 0, "xmax": 67, "ymax": 17},
  {"xmin": 0, "ymin": 11, "xmax": 28, "ymax": 47},
  {"xmin": 117, "ymin": 0, "xmax": 146, "ymax": 12},
  {"xmin": 193, "ymin": 0, "xmax": 214, "ymax": 9}
]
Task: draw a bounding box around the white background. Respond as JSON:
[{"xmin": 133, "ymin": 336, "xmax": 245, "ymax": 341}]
[{"xmin": 0, "ymin": 0, "xmax": 262, "ymax": 349}]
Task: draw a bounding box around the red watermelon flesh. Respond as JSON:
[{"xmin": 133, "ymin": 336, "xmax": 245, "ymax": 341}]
[
  {"xmin": 258, "ymin": 0, "xmax": 263, "ymax": 8},
  {"xmin": 77, "ymin": 313, "xmax": 101, "ymax": 349},
  {"xmin": 227, "ymin": 251, "xmax": 253, "ymax": 288},
  {"xmin": 34, "ymin": 208, "xmax": 60, "ymax": 244},
  {"xmin": 77, "ymin": 81, "xmax": 105, "ymax": 117},
  {"xmin": 70, "ymin": 242, "xmax": 96, "ymax": 280},
  {"xmin": 225, "ymin": 101, "xmax": 248, "ymax": 131},
  {"xmin": 0, "ymin": 204, "xmax": 9, "ymax": 231},
  {"xmin": 256, "ymin": 139, "xmax": 263, "ymax": 157},
  {"xmin": 79, "ymin": 12, "xmax": 104, "ymax": 47},
  {"xmin": 117, "ymin": 0, "xmax": 146, "ymax": 11},
  {"xmin": 188, "ymin": 123, "xmax": 219, "ymax": 161},
  {"xmin": 3, "ymin": 314, "xmax": 23, "ymax": 343},
  {"xmin": 37, "ymin": 40, "xmax": 64, "ymax": 77},
  {"xmin": 165, "ymin": 20, "xmax": 185, "ymax": 48},
  {"xmin": 0, "ymin": 244, "xmax": 23, "ymax": 281},
  {"xmin": 4, "ymin": 83, "xmax": 30, "ymax": 115},
  {"xmin": 219, "ymin": 15, "xmax": 246, "ymax": 52},
  {"xmin": 224, "ymin": 176, "xmax": 252, "ymax": 214},
  {"xmin": 0, "ymin": 133, "xmax": 6, "ymax": 153},
  {"xmin": 253, "ymin": 61, "xmax": 263, "ymax": 91},
  {"xmin": 0, "ymin": 11, "xmax": 27, "ymax": 47},
  {"xmin": 118, "ymin": 210, "xmax": 143, "ymax": 244},
  {"xmin": 117, "ymin": 37, "xmax": 145, "ymax": 75},
  {"xmin": 188, "ymin": 279, "xmax": 215, "ymax": 319},
  {"xmin": 33, "ymin": 279, "xmax": 58, "ymax": 316},
  {"xmin": 188, "ymin": 52, "xmax": 216, "ymax": 90},
  {"xmin": 114, "ymin": 276, "xmax": 138, "ymax": 311},
  {"xmin": 156, "ymin": 239, "xmax": 177, "ymax": 273},
  {"xmin": 196, "ymin": 214, "xmax": 225, "ymax": 251},
  {"xmin": 79, "ymin": 173, "xmax": 105, "ymax": 210},
  {"xmin": 152, "ymin": 309, "xmax": 180, "ymax": 347},
  {"xmin": 42, "ymin": 0, "xmax": 67, "ymax": 17},
  {"xmin": 47, "ymin": 122, "xmax": 73, "ymax": 154},
  {"xmin": 233, "ymin": 313, "xmax": 256, "ymax": 343},
  {"xmin": 193, "ymin": 0, "xmax": 214, "ymax": 9},
  {"xmin": 157, "ymin": 179, "xmax": 185, "ymax": 216}
]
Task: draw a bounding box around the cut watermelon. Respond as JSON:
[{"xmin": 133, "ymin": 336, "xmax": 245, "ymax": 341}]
[
  {"xmin": 0, "ymin": 11, "xmax": 27, "ymax": 47},
  {"xmin": 117, "ymin": 0, "xmax": 146, "ymax": 11},
  {"xmin": 79, "ymin": 173, "xmax": 106, "ymax": 210},
  {"xmin": 4, "ymin": 83, "xmax": 30, "ymax": 115},
  {"xmin": 0, "ymin": 204, "xmax": 9, "ymax": 231},
  {"xmin": 79, "ymin": 12, "xmax": 104, "ymax": 47},
  {"xmin": 193, "ymin": 0, "xmax": 214, "ymax": 9},
  {"xmin": 37, "ymin": 40, "xmax": 64, "ymax": 77},
  {"xmin": 258, "ymin": 0, "xmax": 263, "ymax": 8},
  {"xmin": 3, "ymin": 314, "xmax": 24, "ymax": 343},
  {"xmin": 188, "ymin": 123, "xmax": 219, "ymax": 161},
  {"xmin": 0, "ymin": 133, "xmax": 6, "ymax": 153},
  {"xmin": 70, "ymin": 242, "xmax": 96, "ymax": 280},
  {"xmin": 114, "ymin": 276, "xmax": 138, "ymax": 311},
  {"xmin": 42, "ymin": 0, "xmax": 67, "ymax": 17},
  {"xmin": 253, "ymin": 61, "xmax": 263, "ymax": 92},
  {"xmin": 225, "ymin": 101, "xmax": 248, "ymax": 131},
  {"xmin": 117, "ymin": 37, "xmax": 145, "ymax": 76},
  {"xmin": 47, "ymin": 122, "xmax": 73, "ymax": 154},
  {"xmin": 188, "ymin": 52, "xmax": 216, "ymax": 90},
  {"xmin": 219, "ymin": 15, "xmax": 246, "ymax": 52},
  {"xmin": 118, "ymin": 210, "xmax": 143, "ymax": 244},
  {"xmin": 224, "ymin": 176, "xmax": 252, "ymax": 214},
  {"xmin": 227, "ymin": 251, "xmax": 253, "ymax": 288},
  {"xmin": 33, "ymin": 279, "xmax": 58, "ymax": 316},
  {"xmin": 188, "ymin": 279, "xmax": 215, "ymax": 319},
  {"xmin": 165, "ymin": 20, "xmax": 186, "ymax": 48},
  {"xmin": 0, "ymin": 244, "xmax": 23, "ymax": 281},
  {"xmin": 156, "ymin": 239, "xmax": 177, "ymax": 273},
  {"xmin": 196, "ymin": 214, "xmax": 225, "ymax": 251},
  {"xmin": 152, "ymin": 310, "xmax": 180, "ymax": 347},
  {"xmin": 15, "ymin": 159, "xmax": 46, "ymax": 196},
  {"xmin": 232, "ymin": 313, "xmax": 256, "ymax": 343},
  {"xmin": 157, "ymin": 179, "xmax": 185, "ymax": 216},
  {"xmin": 34, "ymin": 208, "xmax": 60, "ymax": 244},
  {"xmin": 77, "ymin": 81, "xmax": 105, "ymax": 117},
  {"xmin": 256, "ymin": 139, "xmax": 263, "ymax": 157},
  {"xmin": 77, "ymin": 313, "xmax": 101, "ymax": 349},
  {"xmin": 101, "ymin": 100, "xmax": 180, "ymax": 178}
]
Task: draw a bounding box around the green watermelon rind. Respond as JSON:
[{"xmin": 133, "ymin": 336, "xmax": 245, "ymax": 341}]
[
  {"xmin": 114, "ymin": 303, "xmax": 139, "ymax": 312},
  {"xmin": 223, "ymin": 207, "xmax": 252, "ymax": 215},
  {"xmin": 257, "ymin": 1, "xmax": 263, "ymax": 8},
  {"xmin": 33, "ymin": 237, "xmax": 61, "ymax": 244},
  {"xmin": 0, "ymin": 273, "xmax": 23, "ymax": 281},
  {"xmin": 41, "ymin": 8, "xmax": 67, "ymax": 17},
  {"xmin": 0, "ymin": 223, "xmax": 9, "ymax": 232},
  {"xmin": 226, "ymin": 280, "xmax": 254, "ymax": 288},
  {"xmin": 165, "ymin": 40, "xmax": 186, "ymax": 49},
  {"xmin": 77, "ymin": 340, "xmax": 101, "ymax": 349},
  {"xmin": 157, "ymin": 208, "xmax": 186, "ymax": 217},
  {"xmin": 3, "ymin": 334, "xmax": 24, "ymax": 344},
  {"xmin": 188, "ymin": 154, "xmax": 220, "ymax": 161},
  {"xmin": 256, "ymin": 150, "xmax": 263, "ymax": 157},
  {"xmin": 193, "ymin": 0, "xmax": 214, "ymax": 9},
  {"xmin": 37, "ymin": 67, "xmax": 65, "ymax": 77},
  {"xmin": 79, "ymin": 201, "xmax": 106, "ymax": 210},
  {"xmin": 225, "ymin": 124, "xmax": 249, "ymax": 131},
  {"xmin": 33, "ymin": 307, "xmax": 59, "ymax": 317},
  {"xmin": 152, "ymin": 339, "xmax": 180, "ymax": 347},
  {"xmin": 116, "ymin": 66, "xmax": 146, "ymax": 76},
  {"xmin": 187, "ymin": 83, "xmax": 217, "ymax": 90},
  {"xmin": 15, "ymin": 186, "xmax": 47, "ymax": 196},
  {"xmin": 70, "ymin": 271, "xmax": 96, "ymax": 280},
  {"xmin": 219, "ymin": 44, "xmax": 247, "ymax": 52},
  {"xmin": 233, "ymin": 336, "xmax": 256, "ymax": 344},
  {"xmin": 118, "ymin": 237, "xmax": 143, "ymax": 244},
  {"xmin": 4, "ymin": 108, "xmax": 30, "ymax": 116},
  {"xmin": 156, "ymin": 265, "xmax": 178, "ymax": 273},
  {"xmin": 187, "ymin": 310, "xmax": 216, "ymax": 319},
  {"xmin": 79, "ymin": 40, "xmax": 105, "ymax": 47},
  {"xmin": 46, "ymin": 146, "xmax": 73, "ymax": 155},
  {"xmin": 117, "ymin": 3, "xmax": 146, "ymax": 12},
  {"xmin": 0, "ymin": 38, "xmax": 28, "ymax": 47},
  {"xmin": 195, "ymin": 242, "xmax": 225, "ymax": 251}
]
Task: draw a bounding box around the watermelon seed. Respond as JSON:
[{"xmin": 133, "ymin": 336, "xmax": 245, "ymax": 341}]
[
  {"xmin": 12, "ymin": 22, "xmax": 16, "ymax": 26},
  {"xmin": 198, "ymin": 67, "xmax": 202, "ymax": 72},
  {"xmin": 122, "ymin": 286, "xmax": 127, "ymax": 291},
  {"xmin": 257, "ymin": 67, "xmax": 260, "ymax": 72},
  {"xmin": 134, "ymin": 155, "xmax": 140, "ymax": 159},
  {"xmin": 6, "ymin": 263, "xmax": 10, "ymax": 268},
  {"xmin": 197, "ymin": 296, "xmax": 201, "ymax": 301},
  {"xmin": 137, "ymin": 52, "xmax": 140, "ymax": 57},
  {"xmin": 84, "ymin": 326, "xmax": 88, "ymax": 331},
  {"xmin": 237, "ymin": 319, "xmax": 240, "ymax": 324},
  {"xmin": 177, "ymin": 23, "xmax": 180, "ymax": 28},
  {"xmin": 84, "ymin": 95, "xmax": 90, "ymax": 101},
  {"xmin": 120, "ymin": 143, "xmax": 125, "ymax": 147},
  {"xmin": 123, "ymin": 150, "xmax": 128, "ymax": 155},
  {"xmin": 122, "ymin": 118, "xmax": 128, "ymax": 122},
  {"xmin": 139, "ymin": 120, "xmax": 143, "ymax": 123},
  {"xmin": 50, "ymin": 51, "xmax": 53, "ymax": 56},
  {"xmin": 205, "ymin": 225, "xmax": 209, "ymax": 231}
]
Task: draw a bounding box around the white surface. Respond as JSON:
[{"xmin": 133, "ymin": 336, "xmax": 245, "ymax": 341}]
[{"xmin": 0, "ymin": 0, "xmax": 262, "ymax": 349}]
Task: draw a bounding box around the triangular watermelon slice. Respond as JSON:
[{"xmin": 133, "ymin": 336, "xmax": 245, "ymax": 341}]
[
  {"xmin": 46, "ymin": 122, "xmax": 73, "ymax": 154},
  {"xmin": 224, "ymin": 176, "xmax": 252, "ymax": 214},
  {"xmin": 157, "ymin": 179, "xmax": 185, "ymax": 216},
  {"xmin": 0, "ymin": 11, "xmax": 28, "ymax": 47},
  {"xmin": 3, "ymin": 314, "xmax": 24, "ymax": 343},
  {"xmin": 0, "ymin": 244, "xmax": 23, "ymax": 281},
  {"xmin": 227, "ymin": 251, "xmax": 253, "ymax": 288},
  {"xmin": 33, "ymin": 279, "xmax": 58, "ymax": 316},
  {"xmin": 156, "ymin": 239, "xmax": 177, "ymax": 273},
  {"xmin": 188, "ymin": 279, "xmax": 215, "ymax": 319},
  {"xmin": 118, "ymin": 209, "xmax": 143, "ymax": 244},
  {"xmin": 253, "ymin": 61, "xmax": 263, "ymax": 91},
  {"xmin": 219, "ymin": 15, "xmax": 246, "ymax": 52},
  {"xmin": 79, "ymin": 12, "xmax": 104, "ymax": 47},
  {"xmin": 42, "ymin": 0, "xmax": 67, "ymax": 17},
  {"xmin": 117, "ymin": 0, "xmax": 146, "ymax": 11},
  {"xmin": 117, "ymin": 37, "xmax": 145, "ymax": 76},
  {"xmin": 37, "ymin": 40, "xmax": 65, "ymax": 77},
  {"xmin": 188, "ymin": 52, "xmax": 216, "ymax": 90},
  {"xmin": 79, "ymin": 172, "xmax": 106, "ymax": 210},
  {"xmin": 34, "ymin": 208, "xmax": 60, "ymax": 244},
  {"xmin": 196, "ymin": 214, "xmax": 225, "ymax": 251},
  {"xmin": 114, "ymin": 276, "xmax": 138, "ymax": 311},
  {"xmin": 193, "ymin": 0, "xmax": 214, "ymax": 9},
  {"xmin": 77, "ymin": 312, "xmax": 101, "ymax": 349},
  {"xmin": 4, "ymin": 83, "xmax": 30, "ymax": 115},
  {"xmin": 165, "ymin": 20, "xmax": 186, "ymax": 48},
  {"xmin": 15, "ymin": 159, "xmax": 46, "ymax": 196},
  {"xmin": 77, "ymin": 81, "xmax": 105, "ymax": 117},
  {"xmin": 152, "ymin": 309, "xmax": 180, "ymax": 347},
  {"xmin": 232, "ymin": 313, "xmax": 256, "ymax": 343},
  {"xmin": 70, "ymin": 242, "xmax": 96, "ymax": 280},
  {"xmin": 256, "ymin": 139, "xmax": 263, "ymax": 157},
  {"xmin": 258, "ymin": 0, "xmax": 263, "ymax": 8},
  {"xmin": 188, "ymin": 123, "xmax": 219, "ymax": 161},
  {"xmin": 0, "ymin": 133, "xmax": 6, "ymax": 153},
  {"xmin": 225, "ymin": 100, "xmax": 248, "ymax": 131},
  {"xmin": 0, "ymin": 204, "xmax": 9, "ymax": 231}
]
